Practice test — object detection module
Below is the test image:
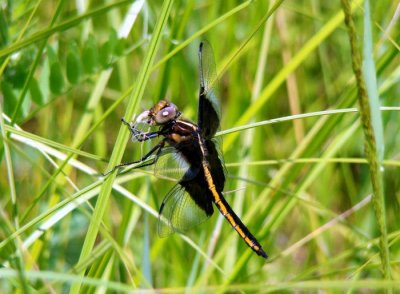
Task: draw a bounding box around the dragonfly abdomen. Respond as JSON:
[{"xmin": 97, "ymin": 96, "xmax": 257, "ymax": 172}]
[
  {"xmin": 213, "ymin": 192, "xmax": 268, "ymax": 259},
  {"xmin": 200, "ymin": 157, "xmax": 268, "ymax": 258}
]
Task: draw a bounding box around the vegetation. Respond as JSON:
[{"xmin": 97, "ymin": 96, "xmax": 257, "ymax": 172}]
[{"xmin": 0, "ymin": 0, "xmax": 399, "ymax": 292}]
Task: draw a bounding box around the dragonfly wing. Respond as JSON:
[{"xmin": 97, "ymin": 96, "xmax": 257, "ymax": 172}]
[
  {"xmin": 153, "ymin": 147, "xmax": 191, "ymax": 181},
  {"xmin": 198, "ymin": 40, "xmax": 221, "ymax": 139},
  {"xmin": 158, "ymin": 182, "xmax": 211, "ymax": 237}
]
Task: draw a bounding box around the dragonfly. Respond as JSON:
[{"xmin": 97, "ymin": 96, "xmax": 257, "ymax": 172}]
[{"xmin": 107, "ymin": 41, "xmax": 267, "ymax": 259}]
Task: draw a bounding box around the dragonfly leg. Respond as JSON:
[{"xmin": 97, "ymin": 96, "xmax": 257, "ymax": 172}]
[
  {"xmin": 121, "ymin": 117, "xmax": 159, "ymax": 142},
  {"xmin": 102, "ymin": 140, "xmax": 166, "ymax": 177}
]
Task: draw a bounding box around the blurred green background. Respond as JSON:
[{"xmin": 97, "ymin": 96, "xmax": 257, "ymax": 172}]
[{"xmin": 0, "ymin": 0, "xmax": 399, "ymax": 292}]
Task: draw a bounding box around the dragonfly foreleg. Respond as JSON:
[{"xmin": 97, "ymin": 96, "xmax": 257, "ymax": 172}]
[{"xmin": 121, "ymin": 117, "xmax": 159, "ymax": 142}]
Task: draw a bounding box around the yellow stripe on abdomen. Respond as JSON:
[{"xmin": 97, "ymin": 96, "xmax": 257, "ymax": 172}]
[{"xmin": 202, "ymin": 161, "xmax": 258, "ymax": 250}]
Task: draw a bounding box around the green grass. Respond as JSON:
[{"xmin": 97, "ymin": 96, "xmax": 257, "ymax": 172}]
[{"xmin": 1, "ymin": 0, "xmax": 399, "ymax": 292}]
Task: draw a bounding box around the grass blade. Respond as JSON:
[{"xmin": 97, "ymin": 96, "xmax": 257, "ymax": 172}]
[{"xmin": 341, "ymin": 0, "xmax": 391, "ymax": 281}]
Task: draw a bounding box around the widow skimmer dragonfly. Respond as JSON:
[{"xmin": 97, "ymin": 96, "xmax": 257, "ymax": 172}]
[{"xmin": 107, "ymin": 41, "xmax": 267, "ymax": 259}]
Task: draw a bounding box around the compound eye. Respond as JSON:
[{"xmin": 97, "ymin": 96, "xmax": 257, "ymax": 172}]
[{"xmin": 154, "ymin": 104, "xmax": 178, "ymax": 124}]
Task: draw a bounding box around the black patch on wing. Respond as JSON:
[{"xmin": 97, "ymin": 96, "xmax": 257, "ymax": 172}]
[
  {"xmin": 158, "ymin": 180, "xmax": 212, "ymax": 237},
  {"xmin": 180, "ymin": 168, "xmax": 214, "ymax": 216},
  {"xmin": 170, "ymin": 133, "xmax": 215, "ymax": 218},
  {"xmin": 198, "ymin": 41, "xmax": 221, "ymax": 139},
  {"xmin": 204, "ymin": 139, "xmax": 226, "ymax": 192}
]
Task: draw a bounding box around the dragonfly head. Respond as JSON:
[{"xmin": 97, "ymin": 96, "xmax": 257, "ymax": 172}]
[{"xmin": 136, "ymin": 100, "xmax": 181, "ymax": 126}]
